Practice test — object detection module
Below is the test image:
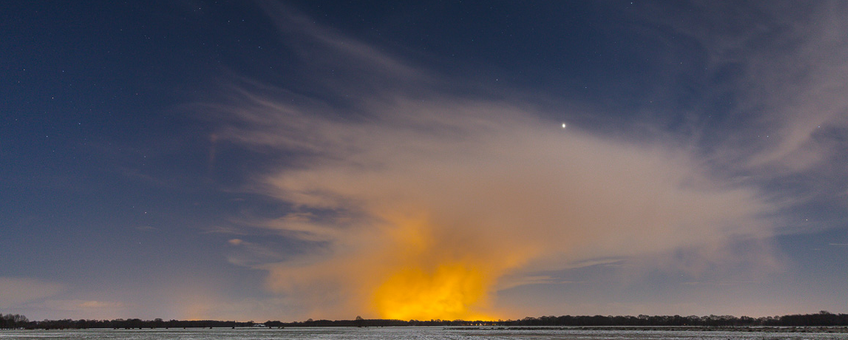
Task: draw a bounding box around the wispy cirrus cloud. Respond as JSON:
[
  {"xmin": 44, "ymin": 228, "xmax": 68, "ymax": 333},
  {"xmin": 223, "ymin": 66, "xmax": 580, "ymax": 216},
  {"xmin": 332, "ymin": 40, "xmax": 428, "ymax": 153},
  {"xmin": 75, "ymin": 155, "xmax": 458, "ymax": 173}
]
[{"xmin": 647, "ymin": 1, "xmax": 848, "ymax": 183}]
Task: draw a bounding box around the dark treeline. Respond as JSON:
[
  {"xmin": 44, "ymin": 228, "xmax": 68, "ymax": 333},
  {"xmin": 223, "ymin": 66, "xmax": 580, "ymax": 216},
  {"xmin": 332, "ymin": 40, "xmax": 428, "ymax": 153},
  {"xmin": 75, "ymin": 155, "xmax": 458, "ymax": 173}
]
[
  {"xmin": 508, "ymin": 311, "xmax": 848, "ymax": 327},
  {"xmin": 0, "ymin": 314, "xmax": 29, "ymax": 329},
  {"xmin": 3, "ymin": 311, "xmax": 848, "ymax": 329},
  {"xmin": 1, "ymin": 315, "xmax": 256, "ymax": 330}
]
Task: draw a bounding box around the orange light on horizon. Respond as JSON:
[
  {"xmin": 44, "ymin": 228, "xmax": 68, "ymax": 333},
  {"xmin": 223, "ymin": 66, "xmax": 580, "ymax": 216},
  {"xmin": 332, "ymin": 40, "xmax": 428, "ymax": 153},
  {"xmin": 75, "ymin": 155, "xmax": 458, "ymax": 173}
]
[{"xmin": 371, "ymin": 263, "xmax": 496, "ymax": 321}]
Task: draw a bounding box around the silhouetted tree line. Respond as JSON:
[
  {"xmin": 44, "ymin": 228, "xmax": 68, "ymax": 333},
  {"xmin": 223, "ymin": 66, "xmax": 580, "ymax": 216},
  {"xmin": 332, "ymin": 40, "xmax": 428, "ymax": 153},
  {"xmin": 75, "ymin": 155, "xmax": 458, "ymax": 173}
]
[
  {"xmin": 3, "ymin": 311, "xmax": 848, "ymax": 329},
  {"xmin": 265, "ymin": 311, "xmax": 848, "ymax": 328},
  {"xmin": 508, "ymin": 311, "xmax": 848, "ymax": 327},
  {"xmin": 0, "ymin": 314, "xmax": 29, "ymax": 329},
  {"xmin": 1, "ymin": 315, "xmax": 256, "ymax": 330}
]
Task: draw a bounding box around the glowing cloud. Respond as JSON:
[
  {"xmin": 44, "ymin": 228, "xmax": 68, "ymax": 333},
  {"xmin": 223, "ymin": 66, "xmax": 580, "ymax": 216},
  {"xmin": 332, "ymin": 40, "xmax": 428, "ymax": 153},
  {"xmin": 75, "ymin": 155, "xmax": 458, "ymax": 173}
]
[
  {"xmin": 211, "ymin": 94, "xmax": 777, "ymax": 320},
  {"xmin": 204, "ymin": 3, "xmax": 791, "ymax": 320}
]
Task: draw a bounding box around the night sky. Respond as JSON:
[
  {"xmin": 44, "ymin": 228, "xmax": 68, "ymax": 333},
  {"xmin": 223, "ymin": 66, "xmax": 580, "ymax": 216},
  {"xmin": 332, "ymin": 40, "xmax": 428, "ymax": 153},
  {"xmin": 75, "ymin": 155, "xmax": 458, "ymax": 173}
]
[{"xmin": 2, "ymin": 1, "xmax": 847, "ymax": 321}]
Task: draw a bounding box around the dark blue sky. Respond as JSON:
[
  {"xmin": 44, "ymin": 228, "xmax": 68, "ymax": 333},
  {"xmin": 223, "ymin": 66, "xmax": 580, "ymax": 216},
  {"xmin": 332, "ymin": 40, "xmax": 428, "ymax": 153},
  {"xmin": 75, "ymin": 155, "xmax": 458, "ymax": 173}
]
[{"xmin": 2, "ymin": 1, "xmax": 847, "ymax": 321}]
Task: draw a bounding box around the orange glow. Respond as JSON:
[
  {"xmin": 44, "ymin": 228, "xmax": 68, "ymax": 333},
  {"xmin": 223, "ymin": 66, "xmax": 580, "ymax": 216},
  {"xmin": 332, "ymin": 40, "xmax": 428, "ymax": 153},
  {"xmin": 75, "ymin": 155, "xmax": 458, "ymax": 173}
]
[
  {"xmin": 372, "ymin": 263, "xmax": 493, "ymax": 321},
  {"xmin": 364, "ymin": 213, "xmax": 498, "ymax": 320}
]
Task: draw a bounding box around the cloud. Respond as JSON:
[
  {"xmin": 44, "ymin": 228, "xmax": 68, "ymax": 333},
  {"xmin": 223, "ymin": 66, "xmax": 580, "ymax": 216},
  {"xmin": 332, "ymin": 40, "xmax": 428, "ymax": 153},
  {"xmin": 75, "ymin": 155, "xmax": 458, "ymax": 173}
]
[
  {"xmin": 40, "ymin": 299, "xmax": 125, "ymax": 311},
  {"xmin": 225, "ymin": 238, "xmax": 287, "ymax": 267},
  {"xmin": 645, "ymin": 1, "xmax": 848, "ymax": 189},
  {"xmin": 211, "ymin": 81, "xmax": 781, "ymax": 318},
  {"xmin": 197, "ymin": 2, "xmax": 848, "ymax": 320},
  {"xmin": 0, "ymin": 277, "xmax": 62, "ymax": 309},
  {"xmin": 216, "ymin": 89, "xmax": 778, "ymax": 318}
]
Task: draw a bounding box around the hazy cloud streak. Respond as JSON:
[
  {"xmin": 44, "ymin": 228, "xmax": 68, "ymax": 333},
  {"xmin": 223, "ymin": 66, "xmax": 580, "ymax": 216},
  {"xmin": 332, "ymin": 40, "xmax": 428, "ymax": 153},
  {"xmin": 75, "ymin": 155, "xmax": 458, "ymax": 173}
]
[{"xmin": 0, "ymin": 277, "xmax": 62, "ymax": 309}]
